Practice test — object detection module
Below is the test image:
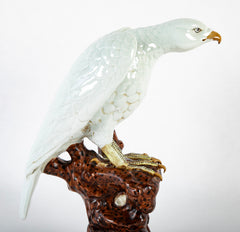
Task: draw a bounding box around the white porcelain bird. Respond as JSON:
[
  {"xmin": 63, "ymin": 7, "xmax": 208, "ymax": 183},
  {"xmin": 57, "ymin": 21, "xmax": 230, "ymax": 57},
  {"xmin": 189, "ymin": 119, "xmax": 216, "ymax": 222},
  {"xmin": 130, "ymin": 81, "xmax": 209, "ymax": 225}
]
[{"xmin": 20, "ymin": 18, "xmax": 221, "ymax": 219}]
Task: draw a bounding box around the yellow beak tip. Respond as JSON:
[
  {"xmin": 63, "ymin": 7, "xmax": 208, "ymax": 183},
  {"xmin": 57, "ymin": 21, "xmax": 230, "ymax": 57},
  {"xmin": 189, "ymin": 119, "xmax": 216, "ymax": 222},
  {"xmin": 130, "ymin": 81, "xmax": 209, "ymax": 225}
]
[{"xmin": 203, "ymin": 30, "xmax": 221, "ymax": 44}]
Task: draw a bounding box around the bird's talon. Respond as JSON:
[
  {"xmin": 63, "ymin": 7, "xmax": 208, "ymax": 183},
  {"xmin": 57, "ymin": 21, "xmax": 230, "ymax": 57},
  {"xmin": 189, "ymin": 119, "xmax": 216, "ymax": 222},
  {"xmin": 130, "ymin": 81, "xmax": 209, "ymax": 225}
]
[
  {"xmin": 154, "ymin": 172, "xmax": 163, "ymax": 180},
  {"xmin": 159, "ymin": 164, "xmax": 166, "ymax": 173},
  {"xmin": 150, "ymin": 157, "xmax": 162, "ymax": 165},
  {"xmin": 124, "ymin": 153, "xmax": 151, "ymax": 160},
  {"xmin": 90, "ymin": 158, "xmax": 108, "ymax": 168},
  {"xmin": 149, "ymin": 157, "xmax": 166, "ymax": 172},
  {"xmin": 126, "ymin": 164, "xmax": 163, "ymax": 181}
]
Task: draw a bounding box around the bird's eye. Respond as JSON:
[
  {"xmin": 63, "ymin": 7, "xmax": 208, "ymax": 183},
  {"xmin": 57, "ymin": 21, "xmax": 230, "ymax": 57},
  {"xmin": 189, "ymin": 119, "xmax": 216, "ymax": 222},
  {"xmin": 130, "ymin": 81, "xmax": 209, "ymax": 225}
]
[{"xmin": 193, "ymin": 27, "xmax": 202, "ymax": 33}]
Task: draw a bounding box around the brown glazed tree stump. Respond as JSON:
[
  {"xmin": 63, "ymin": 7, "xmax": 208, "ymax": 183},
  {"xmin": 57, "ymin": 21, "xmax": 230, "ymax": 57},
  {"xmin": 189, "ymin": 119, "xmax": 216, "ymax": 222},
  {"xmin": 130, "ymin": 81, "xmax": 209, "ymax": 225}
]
[{"xmin": 44, "ymin": 132, "xmax": 164, "ymax": 232}]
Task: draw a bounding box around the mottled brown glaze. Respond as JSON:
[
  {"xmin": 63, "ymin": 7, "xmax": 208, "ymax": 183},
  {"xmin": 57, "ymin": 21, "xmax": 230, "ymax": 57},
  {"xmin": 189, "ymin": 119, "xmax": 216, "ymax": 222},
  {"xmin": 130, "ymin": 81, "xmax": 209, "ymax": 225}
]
[{"xmin": 44, "ymin": 132, "xmax": 163, "ymax": 232}]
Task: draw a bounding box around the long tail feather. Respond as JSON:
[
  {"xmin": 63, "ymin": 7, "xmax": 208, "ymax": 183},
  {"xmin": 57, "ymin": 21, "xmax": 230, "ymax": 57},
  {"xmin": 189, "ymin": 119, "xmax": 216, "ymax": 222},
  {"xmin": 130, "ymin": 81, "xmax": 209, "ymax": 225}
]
[{"xmin": 19, "ymin": 169, "xmax": 41, "ymax": 220}]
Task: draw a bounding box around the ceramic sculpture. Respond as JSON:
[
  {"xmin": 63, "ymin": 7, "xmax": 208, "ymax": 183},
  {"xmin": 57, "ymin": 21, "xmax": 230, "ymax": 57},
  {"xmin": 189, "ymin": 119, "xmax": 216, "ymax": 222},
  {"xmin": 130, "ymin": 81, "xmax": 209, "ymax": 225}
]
[
  {"xmin": 20, "ymin": 18, "xmax": 221, "ymax": 231},
  {"xmin": 44, "ymin": 132, "xmax": 162, "ymax": 231}
]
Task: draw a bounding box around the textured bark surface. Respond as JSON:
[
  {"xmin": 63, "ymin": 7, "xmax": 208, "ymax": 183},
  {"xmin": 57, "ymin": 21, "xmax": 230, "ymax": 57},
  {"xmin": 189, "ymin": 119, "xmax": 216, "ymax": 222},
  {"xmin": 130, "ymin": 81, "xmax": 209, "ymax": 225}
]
[{"xmin": 44, "ymin": 132, "xmax": 162, "ymax": 232}]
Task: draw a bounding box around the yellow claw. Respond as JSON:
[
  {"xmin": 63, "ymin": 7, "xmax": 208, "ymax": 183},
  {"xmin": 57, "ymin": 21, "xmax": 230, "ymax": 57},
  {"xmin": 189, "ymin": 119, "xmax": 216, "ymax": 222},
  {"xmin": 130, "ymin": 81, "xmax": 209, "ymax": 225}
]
[
  {"xmin": 150, "ymin": 157, "xmax": 162, "ymax": 164},
  {"xmin": 153, "ymin": 171, "xmax": 163, "ymax": 181},
  {"xmin": 90, "ymin": 158, "xmax": 108, "ymax": 168},
  {"xmin": 159, "ymin": 164, "xmax": 166, "ymax": 173},
  {"xmin": 127, "ymin": 164, "xmax": 163, "ymax": 181},
  {"xmin": 150, "ymin": 157, "xmax": 166, "ymax": 173}
]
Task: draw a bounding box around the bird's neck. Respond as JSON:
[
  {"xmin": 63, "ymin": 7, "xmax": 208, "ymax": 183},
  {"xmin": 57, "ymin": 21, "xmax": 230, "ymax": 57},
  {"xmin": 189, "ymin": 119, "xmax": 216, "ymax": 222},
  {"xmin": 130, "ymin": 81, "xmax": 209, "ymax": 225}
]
[{"xmin": 132, "ymin": 24, "xmax": 173, "ymax": 59}]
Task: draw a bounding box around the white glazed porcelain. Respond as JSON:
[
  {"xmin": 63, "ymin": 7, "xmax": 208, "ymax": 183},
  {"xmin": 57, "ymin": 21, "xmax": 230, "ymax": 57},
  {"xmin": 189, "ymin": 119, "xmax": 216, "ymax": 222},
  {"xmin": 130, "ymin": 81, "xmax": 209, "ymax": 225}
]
[{"xmin": 20, "ymin": 18, "xmax": 221, "ymax": 219}]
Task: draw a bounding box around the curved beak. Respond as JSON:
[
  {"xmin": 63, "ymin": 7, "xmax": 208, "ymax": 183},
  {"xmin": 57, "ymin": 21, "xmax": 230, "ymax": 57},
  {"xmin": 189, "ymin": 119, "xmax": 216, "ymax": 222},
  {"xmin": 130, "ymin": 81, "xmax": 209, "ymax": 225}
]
[{"xmin": 202, "ymin": 31, "xmax": 221, "ymax": 44}]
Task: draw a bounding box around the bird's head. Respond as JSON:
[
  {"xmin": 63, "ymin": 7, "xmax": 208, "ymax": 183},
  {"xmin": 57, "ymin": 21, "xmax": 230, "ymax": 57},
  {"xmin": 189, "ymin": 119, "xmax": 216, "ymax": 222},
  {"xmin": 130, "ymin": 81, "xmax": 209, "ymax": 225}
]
[{"xmin": 162, "ymin": 18, "xmax": 221, "ymax": 52}]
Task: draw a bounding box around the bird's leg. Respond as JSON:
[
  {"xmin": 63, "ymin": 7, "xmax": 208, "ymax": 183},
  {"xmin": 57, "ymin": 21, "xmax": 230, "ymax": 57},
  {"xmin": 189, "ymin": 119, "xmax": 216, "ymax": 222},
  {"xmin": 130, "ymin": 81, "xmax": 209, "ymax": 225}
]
[
  {"xmin": 101, "ymin": 140, "xmax": 126, "ymax": 167},
  {"xmin": 101, "ymin": 140, "xmax": 165, "ymax": 179}
]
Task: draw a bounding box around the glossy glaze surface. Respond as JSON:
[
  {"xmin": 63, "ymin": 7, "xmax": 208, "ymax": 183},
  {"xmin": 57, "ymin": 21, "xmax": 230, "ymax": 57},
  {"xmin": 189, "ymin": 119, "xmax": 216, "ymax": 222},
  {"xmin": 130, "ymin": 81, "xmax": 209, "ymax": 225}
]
[
  {"xmin": 44, "ymin": 134, "xmax": 161, "ymax": 231},
  {"xmin": 20, "ymin": 18, "xmax": 221, "ymax": 219}
]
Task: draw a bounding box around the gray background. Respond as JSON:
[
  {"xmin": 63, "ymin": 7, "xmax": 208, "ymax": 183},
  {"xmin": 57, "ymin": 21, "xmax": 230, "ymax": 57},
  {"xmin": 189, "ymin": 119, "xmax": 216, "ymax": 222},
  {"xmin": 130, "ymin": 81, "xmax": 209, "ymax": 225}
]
[{"xmin": 1, "ymin": 0, "xmax": 240, "ymax": 231}]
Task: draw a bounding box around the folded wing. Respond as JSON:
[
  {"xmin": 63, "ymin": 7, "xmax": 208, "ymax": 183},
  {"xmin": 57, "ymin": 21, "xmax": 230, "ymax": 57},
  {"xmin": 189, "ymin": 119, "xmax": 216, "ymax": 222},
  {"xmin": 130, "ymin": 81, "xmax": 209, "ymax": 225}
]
[{"xmin": 26, "ymin": 28, "xmax": 137, "ymax": 175}]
